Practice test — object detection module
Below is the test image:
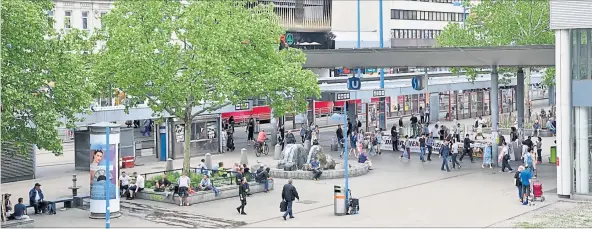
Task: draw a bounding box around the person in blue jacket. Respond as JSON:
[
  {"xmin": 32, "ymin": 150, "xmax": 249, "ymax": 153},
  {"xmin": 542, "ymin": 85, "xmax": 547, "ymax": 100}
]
[{"xmin": 29, "ymin": 183, "xmax": 47, "ymax": 214}]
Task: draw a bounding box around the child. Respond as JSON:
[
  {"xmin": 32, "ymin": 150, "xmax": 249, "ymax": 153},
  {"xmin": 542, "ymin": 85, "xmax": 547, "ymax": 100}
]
[{"xmin": 514, "ymin": 166, "xmax": 523, "ymax": 202}]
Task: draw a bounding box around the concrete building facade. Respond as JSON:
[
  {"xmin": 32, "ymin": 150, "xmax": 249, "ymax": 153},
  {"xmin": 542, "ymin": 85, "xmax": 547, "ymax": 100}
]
[
  {"xmin": 331, "ymin": 0, "xmax": 470, "ymax": 49},
  {"xmin": 550, "ymin": 0, "xmax": 592, "ymax": 199}
]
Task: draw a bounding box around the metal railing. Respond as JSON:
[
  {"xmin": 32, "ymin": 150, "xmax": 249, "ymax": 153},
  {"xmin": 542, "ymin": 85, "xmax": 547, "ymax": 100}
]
[{"xmin": 141, "ymin": 167, "xmax": 254, "ymax": 188}]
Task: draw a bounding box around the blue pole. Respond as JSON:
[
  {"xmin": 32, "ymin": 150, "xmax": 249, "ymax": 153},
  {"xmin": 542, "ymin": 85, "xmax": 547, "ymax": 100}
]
[
  {"xmin": 462, "ymin": 6, "xmax": 466, "ymax": 28},
  {"xmin": 343, "ymin": 100, "xmax": 349, "ymax": 207},
  {"xmin": 105, "ymin": 127, "xmax": 111, "ymax": 229},
  {"xmin": 378, "ymin": 0, "xmax": 384, "ymax": 89},
  {"xmin": 356, "ymin": 0, "xmax": 361, "ymax": 78}
]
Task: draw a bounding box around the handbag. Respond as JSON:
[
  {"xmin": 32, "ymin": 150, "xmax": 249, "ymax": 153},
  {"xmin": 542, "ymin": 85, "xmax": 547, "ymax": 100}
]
[{"xmin": 280, "ymin": 200, "xmax": 287, "ymax": 212}]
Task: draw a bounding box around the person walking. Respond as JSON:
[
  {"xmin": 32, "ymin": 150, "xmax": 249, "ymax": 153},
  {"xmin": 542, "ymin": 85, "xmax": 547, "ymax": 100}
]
[
  {"xmin": 500, "ymin": 142, "xmax": 514, "ymax": 173},
  {"xmin": 300, "ymin": 125, "xmax": 306, "ymax": 143},
  {"xmin": 482, "ymin": 141, "xmax": 493, "ymax": 169},
  {"xmin": 514, "ymin": 166, "xmax": 524, "ymax": 202},
  {"xmin": 459, "ymin": 134, "xmax": 475, "ymax": 163},
  {"xmin": 536, "ymin": 137, "xmax": 543, "ymax": 164},
  {"xmin": 281, "ymin": 178, "xmax": 300, "ymax": 220},
  {"xmin": 426, "ymin": 133, "xmax": 434, "ymax": 161},
  {"xmin": 400, "ymin": 135, "xmax": 411, "ymax": 161},
  {"xmin": 440, "ymin": 139, "xmax": 451, "ymax": 172},
  {"xmin": 418, "ymin": 134, "xmax": 427, "ymax": 162},
  {"xmin": 236, "ymin": 177, "xmax": 248, "ymax": 215},
  {"xmin": 391, "ymin": 125, "xmax": 399, "ymax": 151},
  {"xmin": 450, "ymin": 139, "xmax": 461, "ymax": 169}
]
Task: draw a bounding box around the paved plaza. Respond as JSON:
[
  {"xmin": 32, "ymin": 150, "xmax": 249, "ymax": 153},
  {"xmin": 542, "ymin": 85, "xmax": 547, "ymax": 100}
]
[{"xmin": 3, "ymin": 99, "xmax": 564, "ymax": 228}]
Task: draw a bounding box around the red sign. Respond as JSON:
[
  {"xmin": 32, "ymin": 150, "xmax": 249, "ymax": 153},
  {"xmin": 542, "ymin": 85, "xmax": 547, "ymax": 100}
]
[{"xmin": 556, "ymin": 157, "xmax": 559, "ymax": 166}]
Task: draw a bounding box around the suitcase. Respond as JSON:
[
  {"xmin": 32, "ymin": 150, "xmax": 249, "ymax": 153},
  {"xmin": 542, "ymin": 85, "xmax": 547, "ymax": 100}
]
[{"xmin": 532, "ymin": 180, "xmax": 545, "ymax": 202}]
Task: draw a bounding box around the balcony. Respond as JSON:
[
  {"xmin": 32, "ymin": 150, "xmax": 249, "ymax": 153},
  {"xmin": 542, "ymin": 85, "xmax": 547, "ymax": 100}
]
[
  {"xmin": 390, "ymin": 38, "xmax": 437, "ymax": 48},
  {"xmin": 263, "ymin": 0, "xmax": 332, "ymax": 32}
]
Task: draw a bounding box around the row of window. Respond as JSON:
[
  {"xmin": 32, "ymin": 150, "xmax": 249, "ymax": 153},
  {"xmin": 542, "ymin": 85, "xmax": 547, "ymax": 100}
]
[
  {"xmin": 406, "ymin": 0, "xmax": 457, "ymax": 3},
  {"xmin": 391, "ymin": 9, "xmax": 466, "ymax": 22},
  {"xmin": 47, "ymin": 10, "xmax": 105, "ymax": 30},
  {"xmin": 391, "ymin": 29, "xmax": 442, "ymax": 39}
]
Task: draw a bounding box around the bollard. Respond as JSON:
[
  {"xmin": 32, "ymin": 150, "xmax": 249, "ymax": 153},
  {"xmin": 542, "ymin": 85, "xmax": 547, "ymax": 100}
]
[
  {"xmin": 240, "ymin": 148, "xmax": 249, "ymax": 166},
  {"xmin": 68, "ymin": 174, "xmax": 81, "ymax": 197},
  {"xmin": 205, "ymin": 153, "xmax": 212, "ymax": 169},
  {"xmin": 304, "ymin": 140, "xmax": 311, "ymax": 154},
  {"xmin": 165, "ymin": 158, "xmax": 174, "ymax": 171},
  {"xmin": 274, "ymin": 144, "xmax": 282, "ymax": 160}
]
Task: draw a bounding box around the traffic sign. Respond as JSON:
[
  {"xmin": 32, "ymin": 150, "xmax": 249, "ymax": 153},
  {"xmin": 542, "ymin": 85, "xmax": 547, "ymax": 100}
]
[
  {"xmin": 286, "ymin": 33, "xmax": 294, "ymax": 45},
  {"xmin": 347, "ymin": 77, "xmax": 361, "ymax": 90},
  {"xmin": 411, "ymin": 76, "xmax": 425, "ymax": 91}
]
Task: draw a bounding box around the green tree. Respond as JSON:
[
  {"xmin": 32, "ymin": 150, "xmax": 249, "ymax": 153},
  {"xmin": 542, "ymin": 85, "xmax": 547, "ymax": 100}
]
[
  {"xmin": 94, "ymin": 0, "xmax": 320, "ymax": 173},
  {"xmin": 437, "ymin": 0, "xmax": 554, "ymax": 84},
  {"xmin": 1, "ymin": 0, "xmax": 94, "ymax": 155}
]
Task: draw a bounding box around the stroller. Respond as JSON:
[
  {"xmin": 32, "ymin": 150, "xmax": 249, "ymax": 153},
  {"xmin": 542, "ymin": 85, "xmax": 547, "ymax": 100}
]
[
  {"xmin": 346, "ymin": 189, "xmax": 359, "ymax": 215},
  {"xmin": 226, "ymin": 133, "xmax": 235, "ymax": 151},
  {"xmin": 531, "ymin": 179, "xmax": 546, "ymax": 202}
]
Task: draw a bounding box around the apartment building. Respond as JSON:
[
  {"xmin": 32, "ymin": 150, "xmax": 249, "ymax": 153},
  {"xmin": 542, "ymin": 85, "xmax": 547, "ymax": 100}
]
[{"xmin": 332, "ymin": 0, "xmax": 469, "ymax": 48}]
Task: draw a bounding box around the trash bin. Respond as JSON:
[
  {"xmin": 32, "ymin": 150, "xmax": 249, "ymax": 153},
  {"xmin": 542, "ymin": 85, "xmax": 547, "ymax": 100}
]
[
  {"xmin": 122, "ymin": 156, "xmax": 135, "ymax": 168},
  {"xmin": 334, "ymin": 185, "xmax": 346, "ymax": 216},
  {"xmin": 549, "ymin": 146, "xmax": 557, "ymax": 164}
]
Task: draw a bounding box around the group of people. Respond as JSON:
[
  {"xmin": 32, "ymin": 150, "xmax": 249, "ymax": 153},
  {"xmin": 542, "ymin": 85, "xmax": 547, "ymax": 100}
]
[
  {"xmin": 2, "ymin": 183, "xmax": 53, "ymax": 222},
  {"xmin": 120, "ymin": 171, "xmax": 145, "ymax": 200}
]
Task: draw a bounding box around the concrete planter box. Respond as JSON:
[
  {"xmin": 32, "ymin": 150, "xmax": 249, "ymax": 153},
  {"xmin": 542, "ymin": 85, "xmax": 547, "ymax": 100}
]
[
  {"xmin": 269, "ymin": 163, "xmax": 370, "ymax": 180},
  {"xmin": 482, "ymin": 128, "xmax": 554, "ymax": 137},
  {"xmin": 135, "ymin": 181, "xmax": 273, "ymax": 205}
]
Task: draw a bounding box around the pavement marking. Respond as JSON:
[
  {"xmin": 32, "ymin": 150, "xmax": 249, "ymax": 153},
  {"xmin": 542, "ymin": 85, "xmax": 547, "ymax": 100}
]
[{"xmin": 245, "ymin": 171, "xmax": 476, "ymax": 226}]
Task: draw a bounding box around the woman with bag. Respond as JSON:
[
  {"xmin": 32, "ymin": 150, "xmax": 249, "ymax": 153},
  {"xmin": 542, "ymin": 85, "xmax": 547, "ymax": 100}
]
[{"xmin": 500, "ymin": 142, "xmax": 514, "ymax": 173}]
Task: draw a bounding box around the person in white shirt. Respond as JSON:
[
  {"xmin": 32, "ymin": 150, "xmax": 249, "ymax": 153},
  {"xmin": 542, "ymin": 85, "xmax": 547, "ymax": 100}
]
[
  {"xmin": 127, "ymin": 172, "xmax": 144, "ymax": 200},
  {"xmin": 178, "ymin": 172, "xmax": 191, "ymax": 206},
  {"xmin": 450, "ymin": 139, "xmax": 461, "ymax": 169},
  {"xmin": 120, "ymin": 172, "xmax": 130, "ymax": 195},
  {"xmin": 198, "ymin": 159, "xmax": 208, "ymax": 175}
]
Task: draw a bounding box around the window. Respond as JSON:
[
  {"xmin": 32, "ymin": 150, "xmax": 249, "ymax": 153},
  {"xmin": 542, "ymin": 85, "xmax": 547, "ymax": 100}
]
[
  {"xmin": 47, "ymin": 10, "xmax": 54, "ymax": 28},
  {"xmin": 64, "ymin": 11, "xmax": 72, "ymax": 29},
  {"xmin": 101, "ymin": 12, "xmax": 107, "ymax": 27},
  {"xmin": 391, "ymin": 10, "xmax": 400, "ymax": 19},
  {"xmin": 82, "ymin": 11, "xmax": 89, "ymax": 30}
]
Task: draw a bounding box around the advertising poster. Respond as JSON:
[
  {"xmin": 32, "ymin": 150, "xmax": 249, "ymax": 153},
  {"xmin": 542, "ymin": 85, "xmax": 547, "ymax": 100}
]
[
  {"xmin": 89, "ymin": 133, "xmax": 120, "ymax": 214},
  {"xmin": 379, "ymin": 134, "xmax": 487, "ymax": 154}
]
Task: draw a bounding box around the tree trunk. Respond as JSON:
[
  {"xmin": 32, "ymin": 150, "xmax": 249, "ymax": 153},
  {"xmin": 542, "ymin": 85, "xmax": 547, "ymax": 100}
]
[{"xmin": 183, "ymin": 117, "xmax": 192, "ymax": 174}]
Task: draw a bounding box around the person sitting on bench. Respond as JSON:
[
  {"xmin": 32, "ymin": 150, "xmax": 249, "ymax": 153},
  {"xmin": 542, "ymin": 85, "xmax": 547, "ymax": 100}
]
[
  {"xmin": 154, "ymin": 173, "xmax": 171, "ymax": 191},
  {"xmin": 310, "ymin": 158, "xmax": 323, "ymax": 181},
  {"xmin": 29, "ymin": 183, "xmax": 48, "ymax": 214},
  {"xmin": 197, "ymin": 175, "xmax": 220, "ymax": 197},
  {"xmin": 120, "ymin": 171, "xmax": 131, "ymax": 195},
  {"xmin": 127, "ymin": 172, "xmax": 145, "ymax": 200}
]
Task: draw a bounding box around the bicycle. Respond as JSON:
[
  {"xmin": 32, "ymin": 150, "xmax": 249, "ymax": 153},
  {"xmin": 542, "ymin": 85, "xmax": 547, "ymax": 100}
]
[{"xmin": 254, "ymin": 139, "xmax": 269, "ymax": 157}]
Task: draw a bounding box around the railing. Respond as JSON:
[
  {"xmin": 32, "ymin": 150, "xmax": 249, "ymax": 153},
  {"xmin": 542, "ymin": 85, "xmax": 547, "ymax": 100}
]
[{"xmin": 141, "ymin": 167, "xmax": 255, "ymax": 188}]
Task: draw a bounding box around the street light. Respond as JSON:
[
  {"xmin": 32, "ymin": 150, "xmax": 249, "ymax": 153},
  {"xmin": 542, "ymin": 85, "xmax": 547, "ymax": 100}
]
[{"xmin": 452, "ymin": 1, "xmax": 466, "ymax": 28}]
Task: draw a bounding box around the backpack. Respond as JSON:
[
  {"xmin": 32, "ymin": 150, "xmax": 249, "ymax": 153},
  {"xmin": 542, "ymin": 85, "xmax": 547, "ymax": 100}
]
[
  {"xmin": 372, "ymin": 136, "xmax": 378, "ymax": 146},
  {"xmin": 474, "ymin": 121, "xmax": 479, "ymax": 128}
]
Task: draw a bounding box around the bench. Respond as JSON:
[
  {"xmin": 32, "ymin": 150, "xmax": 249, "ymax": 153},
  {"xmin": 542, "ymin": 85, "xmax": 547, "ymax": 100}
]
[
  {"xmin": 135, "ymin": 181, "xmax": 273, "ymax": 205},
  {"xmin": 26, "ymin": 197, "xmax": 75, "ymax": 211},
  {"xmin": 1, "ymin": 218, "xmax": 35, "ymax": 228}
]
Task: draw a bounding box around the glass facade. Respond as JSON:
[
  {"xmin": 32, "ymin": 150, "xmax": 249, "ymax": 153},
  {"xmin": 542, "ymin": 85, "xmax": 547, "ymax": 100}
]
[{"xmin": 571, "ymin": 29, "xmax": 592, "ymax": 194}]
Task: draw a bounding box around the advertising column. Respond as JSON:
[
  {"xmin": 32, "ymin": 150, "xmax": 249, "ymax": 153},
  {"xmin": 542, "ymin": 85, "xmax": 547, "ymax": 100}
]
[{"xmin": 88, "ymin": 122, "xmax": 122, "ymax": 219}]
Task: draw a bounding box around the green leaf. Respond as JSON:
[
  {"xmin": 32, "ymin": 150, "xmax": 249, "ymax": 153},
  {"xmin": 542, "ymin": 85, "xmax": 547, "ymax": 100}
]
[
  {"xmin": 437, "ymin": 0, "xmax": 554, "ymax": 83},
  {"xmin": 92, "ymin": 0, "xmax": 320, "ymax": 172},
  {"xmin": 2, "ymin": 0, "xmax": 94, "ymax": 155}
]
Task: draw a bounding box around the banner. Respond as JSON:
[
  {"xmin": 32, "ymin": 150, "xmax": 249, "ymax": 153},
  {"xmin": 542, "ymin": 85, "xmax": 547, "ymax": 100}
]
[
  {"xmin": 89, "ymin": 133, "xmax": 120, "ymax": 214},
  {"xmin": 379, "ymin": 135, "xmax": 488, "ymax": 154}
]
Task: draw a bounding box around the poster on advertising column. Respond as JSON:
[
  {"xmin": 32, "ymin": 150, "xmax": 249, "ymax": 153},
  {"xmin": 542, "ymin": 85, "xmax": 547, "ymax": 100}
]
[{"xmin": 89, "ymin": 141, "xmax": 120, "ymax": 214}]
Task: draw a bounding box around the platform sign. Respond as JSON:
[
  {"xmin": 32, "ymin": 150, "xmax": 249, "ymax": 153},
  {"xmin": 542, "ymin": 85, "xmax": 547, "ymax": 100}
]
[
  {"xmin": 235, "ymin": 101, "xmax": 250, "ymax": 110},
  {"xmin": 412, "ymin": 76, "xmax": 425, "ymax": 91},
  {"xmin": 347, "ymin": 77, "xmax": 361, "ymax": 90},
  {"xmin": 335, "ymin": 93, "xmax": 350, "ymax": 100},
  {"xmin": 373, "ymin": 90, "xmax": 385, "ymax": 97}
]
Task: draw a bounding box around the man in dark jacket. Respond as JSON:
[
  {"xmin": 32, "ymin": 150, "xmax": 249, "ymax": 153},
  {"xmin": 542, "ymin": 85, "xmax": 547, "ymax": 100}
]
[
  {"xmin": 336, "ymin": 125, "xmax": 344, "ymax": 143},
  {"xmin": 29, "ymin": 183, "xmax": 47, "ymax": 214},
  {"xmin": 236, "ymin": 178, "xmax": 248, "ymax": 215},
  {"xmin": 281, "ymin": 179, "xmax": 300, "ymax": 220},
  {"xmin": 522, "ymin": 136, "xmax": 533, "ymax": 151},
  {"xmin": 390, "ymin": 125, "xmax": 398, "ymax": 151},
  {"xmin": 459, "ymin": 134, "xmax": 475, "ymax": 163}
]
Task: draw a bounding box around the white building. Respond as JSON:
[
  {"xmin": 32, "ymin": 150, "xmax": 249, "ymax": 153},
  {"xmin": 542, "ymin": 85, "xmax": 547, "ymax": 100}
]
[
  {"xmin": 331, "ymin": 0, "xmax": 472, "ymax": 48},
  {"xmin": 50, "ymin": 0, "xmax": 113, "ymax": 33}
]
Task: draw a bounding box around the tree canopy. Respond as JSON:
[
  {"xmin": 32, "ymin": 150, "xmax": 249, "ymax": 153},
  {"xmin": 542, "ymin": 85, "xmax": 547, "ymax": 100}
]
[
  {"xmin": 1, "ymin": 0, "xmax": 94, "ymax": 155},
  {"xmin": 93, "ymin": 0, "xmax": 320, "ymax": 172},
  {"xmin": 437, "ymin": 0, "xmax": 554, "ymax": 84}
]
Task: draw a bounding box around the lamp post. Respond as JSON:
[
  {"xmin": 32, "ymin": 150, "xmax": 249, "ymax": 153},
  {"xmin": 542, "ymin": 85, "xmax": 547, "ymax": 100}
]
[
  {"xmin": 452, "ymin": 1, "xmax": 466, "ymax": 28},
  {"xmin": 105, "ymin": 127, "xmax": 111, "ymax": 228},
  {"xmin": 378, "ymin": 0, "xmax": 384, "ymax": 89}
]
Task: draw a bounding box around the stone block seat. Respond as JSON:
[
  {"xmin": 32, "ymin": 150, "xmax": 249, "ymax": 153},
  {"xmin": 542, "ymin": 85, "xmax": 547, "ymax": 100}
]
[
  {"xmin": 269, "ymin": 162, "xmax": 370, "ymax": 180},
  {"xmin": 1, "ymin": 218, "xmax": 35, "ymax": 228},
  {"xmin": 135, "ymin": 181, "xmax": 274, "ymax": 205}
]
